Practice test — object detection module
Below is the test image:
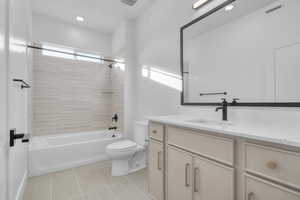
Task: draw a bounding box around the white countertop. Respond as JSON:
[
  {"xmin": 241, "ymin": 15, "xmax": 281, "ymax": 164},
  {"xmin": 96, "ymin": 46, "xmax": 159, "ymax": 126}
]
[{"xmin": 148, "ymin": 115, "xmax": 300, "ymax": 148}]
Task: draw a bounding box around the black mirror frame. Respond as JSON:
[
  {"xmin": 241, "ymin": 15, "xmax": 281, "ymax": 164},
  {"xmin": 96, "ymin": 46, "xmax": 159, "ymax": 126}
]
[{"xmin": 180, "ymin": 0, "xmax": 300, "ymax": 107}]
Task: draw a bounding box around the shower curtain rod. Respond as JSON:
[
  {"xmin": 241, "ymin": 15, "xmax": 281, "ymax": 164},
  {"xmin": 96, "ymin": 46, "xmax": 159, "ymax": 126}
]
[{"xmin": 27, "ymin": 45, "xmax": 125, "ymax": 67}]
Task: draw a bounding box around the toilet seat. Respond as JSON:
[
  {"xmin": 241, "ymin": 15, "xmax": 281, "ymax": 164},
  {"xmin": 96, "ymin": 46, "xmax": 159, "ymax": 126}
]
[{"xmin": 106, "ymin": 140, "xmax": 137, "ymax": 153}]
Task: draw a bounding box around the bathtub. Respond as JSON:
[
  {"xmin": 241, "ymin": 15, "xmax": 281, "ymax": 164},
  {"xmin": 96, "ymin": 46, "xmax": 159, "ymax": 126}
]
[{"xmin": 29, "ymin": 130, "xmax": 122, "ymax": 177}]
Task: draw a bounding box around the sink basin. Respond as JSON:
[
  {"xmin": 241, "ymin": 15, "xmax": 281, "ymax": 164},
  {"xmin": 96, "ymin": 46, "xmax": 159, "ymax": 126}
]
[{"xmin": 185, "ymin": 119, "xmax": 234, "ymax": 127}]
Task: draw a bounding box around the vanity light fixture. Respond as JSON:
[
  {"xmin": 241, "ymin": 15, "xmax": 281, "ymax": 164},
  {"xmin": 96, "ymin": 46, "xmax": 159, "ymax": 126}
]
[
  {"xmin": 193, "ymin": 0, "xmax": 212, "ymax": 9},
  {"xmin": 225, "ymin": 4, "xmax": 234, "ymax": 11},
  {"xmin": 76, "ymin": 16, "xmax": 84, "ymax": 22}
]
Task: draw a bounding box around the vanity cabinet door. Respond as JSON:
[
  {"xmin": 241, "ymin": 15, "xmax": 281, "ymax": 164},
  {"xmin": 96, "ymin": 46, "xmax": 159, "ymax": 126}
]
[
  {"xmin": 193, "ymin": 156, "xmax": 234, "ymax": 200},
  {"xmin": 167, "ymin": 146, "xmax": 193, "ymax": 200},
  {"xmin": 149, "ymin": 140, "xmax": 164, "ymax": 200},
  {"xmin": 245, "ymin": 175, "xmax": 300, "ymax": 200}
]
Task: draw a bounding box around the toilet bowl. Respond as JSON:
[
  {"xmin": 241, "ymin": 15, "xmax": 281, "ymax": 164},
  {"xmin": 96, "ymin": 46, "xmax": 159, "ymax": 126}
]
[{"xmin": 106, "ymin": 121, "xmax": 148, "ymax": 176}]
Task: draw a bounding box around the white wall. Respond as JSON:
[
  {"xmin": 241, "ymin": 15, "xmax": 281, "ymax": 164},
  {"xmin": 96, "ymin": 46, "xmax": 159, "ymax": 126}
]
[
  {"xmin": 134, "ymin": 0, "xmax": 195, "ymax": 120},
  {"xmin": 0, "ymin": 0, "xmax": 8, "ymax": 198},
  {"xmin": 133, "ymin": 0, "xmax": 300, "ymax": 128},
  {"xmin": 124, "ymin": 20, "xmax": 139, "ymax": 139},
  {"xmin": 112, "ymin": 21, "xmax": 138, "ymax": 139},
  {"xmin": 32, "ymin": 13, "xmax": 112, "ymax": 56},
  {"xmin": 112, "ymin": 22, "xmax": 126, "ymax": 57},
  {"xmin": 7, "ymin": 0, "xmax": 32, "ymax": 199},
  {"xmin": 0, "ymin": 0, "xmax": 8, "ymax": 145}
]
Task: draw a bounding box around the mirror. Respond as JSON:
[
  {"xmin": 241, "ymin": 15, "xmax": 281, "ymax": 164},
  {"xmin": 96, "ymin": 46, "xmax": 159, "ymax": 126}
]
[{"xmin": 181, "ymin": 0, "xmax": 300, "ymax": 106}]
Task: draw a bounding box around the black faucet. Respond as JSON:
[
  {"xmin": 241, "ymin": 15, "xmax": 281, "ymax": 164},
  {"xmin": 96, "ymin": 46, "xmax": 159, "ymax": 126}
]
[
  {"xmin": 108, "ymin": 126, "xmax": 117, "ymax": 130},
  {"xmin": 112, "ymin": 114, "xmax": 118, "ymax": 122},
  {"xmin": 215, "ymin": 98, "xmax": 228, "ymax": 121},
  {"xmin": 231, "ymin": 98, "xmax": 239, "ymax": 106}
]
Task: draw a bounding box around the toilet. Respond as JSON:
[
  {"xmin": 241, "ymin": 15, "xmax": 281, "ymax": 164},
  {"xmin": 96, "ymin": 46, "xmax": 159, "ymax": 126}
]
[{"xmin": 106, "ymin": 121, "xmax": 148, "ymax": 176}]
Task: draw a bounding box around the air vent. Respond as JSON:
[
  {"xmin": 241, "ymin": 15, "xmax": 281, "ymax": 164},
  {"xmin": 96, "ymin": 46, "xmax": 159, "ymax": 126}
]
[{"xmin": 121, "ymin": 0, "xmax": 138, "ymax": 6}]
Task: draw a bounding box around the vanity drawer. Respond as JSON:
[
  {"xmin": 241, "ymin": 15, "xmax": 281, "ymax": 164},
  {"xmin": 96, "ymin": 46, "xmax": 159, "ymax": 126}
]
[
  {"xmin": 245, "ymin": 174, "xmax": 300, "ymax": 200},
  {"xmin": 167, "ymin": 126, "xmax": 234, "ymax": 165},
  {"xmin": 149, "ymin": 122, "xmax": 164, "ymax": 141},
  {"xmin": 245, "ymin": 143, "xmax": 300, "ymax": 189}
]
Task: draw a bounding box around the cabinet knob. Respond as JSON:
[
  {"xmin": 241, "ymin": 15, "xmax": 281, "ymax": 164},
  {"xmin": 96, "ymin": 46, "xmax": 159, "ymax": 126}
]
[
  {"xmin": 266, "ymin": 161, "xmax": 278, "ymax": 169},
  {"xmin": 152, "ymin": 130, "xmax": 157, "ymax": 134}
]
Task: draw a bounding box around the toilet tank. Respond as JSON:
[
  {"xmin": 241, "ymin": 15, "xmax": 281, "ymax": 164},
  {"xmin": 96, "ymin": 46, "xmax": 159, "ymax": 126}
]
[{"xmin": 134, "ymin": 121, "xmax": 148, "ymax": 146}]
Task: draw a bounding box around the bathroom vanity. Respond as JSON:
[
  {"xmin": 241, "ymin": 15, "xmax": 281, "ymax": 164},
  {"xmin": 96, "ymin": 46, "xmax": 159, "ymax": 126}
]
[{"xmin": 147, "ymin": 116, "xmax": 300, "ymax": 200}]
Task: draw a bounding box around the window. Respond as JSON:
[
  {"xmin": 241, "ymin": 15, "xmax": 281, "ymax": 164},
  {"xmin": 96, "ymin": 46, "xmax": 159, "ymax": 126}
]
[{"xmin": 41, "ymin": 44, "xmax": 104, "ymax": 64}]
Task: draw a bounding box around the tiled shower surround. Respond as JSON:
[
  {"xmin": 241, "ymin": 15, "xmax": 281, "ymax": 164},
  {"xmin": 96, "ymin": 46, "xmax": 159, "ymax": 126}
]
[{"xmin": 32, "ymin": 50, "xmax": 124, "ymax": 136}]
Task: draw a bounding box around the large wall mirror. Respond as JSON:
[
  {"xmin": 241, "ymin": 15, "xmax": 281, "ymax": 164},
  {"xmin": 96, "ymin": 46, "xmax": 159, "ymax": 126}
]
[{"xmin": 181, "ymin": 0, "xmax": 300, "ymax": 106}]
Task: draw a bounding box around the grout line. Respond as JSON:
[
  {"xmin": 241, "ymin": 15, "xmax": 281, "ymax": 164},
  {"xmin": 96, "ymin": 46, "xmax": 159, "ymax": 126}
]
[
  {"xmin": 106, "ymin": 186, "xmax": 119, "ymax": 200},
  {"xmin": 30, "ymin": 163, "xmax": 149, "ymax": 200},
  {"xmin": 124, "ymin": 172, "xmax": 151, "ymax": 200},
  {"xmin": 73, "ymin": 168, "xmax": 86, "ymax": 200},
  {"xmin": 50, "ymin": 174, "xmax": 53, "ymax": 200},
  {"xmin": 101, "ymin": 167, "xmax": 121, "ymax": 200}
]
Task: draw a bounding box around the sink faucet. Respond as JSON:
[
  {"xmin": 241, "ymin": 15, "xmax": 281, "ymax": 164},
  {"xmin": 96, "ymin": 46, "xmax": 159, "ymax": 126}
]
[{"xmin": 215, "ymin": 98, "xmax": 228, "ymax": 121}]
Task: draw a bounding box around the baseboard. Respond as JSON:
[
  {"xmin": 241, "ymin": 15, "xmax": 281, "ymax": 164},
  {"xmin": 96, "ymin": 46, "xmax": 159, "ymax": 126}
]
[{"xmin": 15, "ymin": 170, "xmax": 27, "ymax": 200}]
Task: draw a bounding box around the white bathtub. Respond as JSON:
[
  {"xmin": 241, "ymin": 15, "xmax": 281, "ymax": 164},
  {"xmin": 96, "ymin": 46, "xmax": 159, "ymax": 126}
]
[{"xmin": 29, "ymin": 130, "xmax": 122, "ymax": 177}]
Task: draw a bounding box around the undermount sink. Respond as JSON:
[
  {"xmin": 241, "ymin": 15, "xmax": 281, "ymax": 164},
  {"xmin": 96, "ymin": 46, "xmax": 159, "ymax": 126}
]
[{"xmin": 185, "ymin": 119, "xmax": 234, "ymax": 127}]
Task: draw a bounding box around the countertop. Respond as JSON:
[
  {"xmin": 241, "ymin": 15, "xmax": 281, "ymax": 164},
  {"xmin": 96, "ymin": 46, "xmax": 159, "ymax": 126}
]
[{"xmin": 148, "ymin": 115, "xmax": 300, "ymax": 148}]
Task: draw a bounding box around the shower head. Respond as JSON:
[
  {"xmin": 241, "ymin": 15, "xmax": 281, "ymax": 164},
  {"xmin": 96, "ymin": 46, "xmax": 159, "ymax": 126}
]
[{"xmin": 121, "ymin": 0, "xmax": 138, "ymax": 6}]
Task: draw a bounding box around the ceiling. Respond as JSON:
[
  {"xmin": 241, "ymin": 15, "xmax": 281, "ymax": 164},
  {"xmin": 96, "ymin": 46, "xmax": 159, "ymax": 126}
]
[{"xmin": 32, "ymin": 0, "xmax": 151, "ymax": 34}]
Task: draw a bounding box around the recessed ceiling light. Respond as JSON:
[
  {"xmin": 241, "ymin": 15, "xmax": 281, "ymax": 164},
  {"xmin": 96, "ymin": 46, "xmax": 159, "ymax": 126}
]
[
  {"xmin": 225, "ymin": 4, "xmax": 234, "ymax": 11},
  {"xmin": 76, "ymin": 16, "xmax": 84, "ymax": 22},
  {"xmin": 193, "ymin": 0, "xmax": 210, "ymax": 9}
]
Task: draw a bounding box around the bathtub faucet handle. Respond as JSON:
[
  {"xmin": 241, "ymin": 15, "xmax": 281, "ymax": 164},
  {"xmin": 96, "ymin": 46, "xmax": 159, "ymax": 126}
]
[
  {"xmin": 108, "ymin": 126, "xmax": 117, "ymax": 130},
  {"xmin": 22, "ymin": 134, "xmax": 30, "ymax": 143},
  {"xmin": 112, "ymin": 114, "xmax": 118, "ymax": 122}
]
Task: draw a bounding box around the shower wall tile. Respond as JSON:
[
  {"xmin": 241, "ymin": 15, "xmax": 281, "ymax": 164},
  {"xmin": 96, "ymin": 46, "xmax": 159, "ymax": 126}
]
[{"xmin": 32, "ymin": 50, "xmax": 122, "ymax": 136}]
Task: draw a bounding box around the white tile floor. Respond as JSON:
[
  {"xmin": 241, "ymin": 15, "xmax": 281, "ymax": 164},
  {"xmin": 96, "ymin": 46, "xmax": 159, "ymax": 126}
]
[{"xmin": 23, "ymin": 161, "xmax": 150, "ymax": 200}]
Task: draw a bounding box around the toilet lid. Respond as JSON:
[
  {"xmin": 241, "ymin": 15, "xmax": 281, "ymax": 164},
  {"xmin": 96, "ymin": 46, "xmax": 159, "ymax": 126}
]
[{"xmin": 107, "ymin": 140, "xmax": 137, "ymax": 152}]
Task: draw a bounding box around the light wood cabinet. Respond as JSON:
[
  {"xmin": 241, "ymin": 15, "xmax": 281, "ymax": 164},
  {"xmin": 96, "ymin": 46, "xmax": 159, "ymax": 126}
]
[
  {"xmin": 167, "ymin": 145, "xmax": 234, "ymax": 200},
  {"xmin": 167, "ymin": 146, "xmax": 193, "ymax": 200},
  {"xmin": 149, "ymin": 122, "xmax": 164, "ymax": 142},
  {"xmin": 149, "ymin": 140, "xmax": 164, "ymax": 200},
  {"xmin": 167, "ymin": 126, "xmax": 234, "ymax": 165},
  {"xmin": 148, "ymin": 122, "xmax": 300, "ymax": 200},
  {"xmin": 245, "ymin": 175, "xmax": 300, "ymax": 200},
  {"xmin": 193, "ymin": 155, "xmax": 234, "ymax": 200},
  {"xmin": 245, "ymin": 143, "xmax": 300, "ymax": 190}
]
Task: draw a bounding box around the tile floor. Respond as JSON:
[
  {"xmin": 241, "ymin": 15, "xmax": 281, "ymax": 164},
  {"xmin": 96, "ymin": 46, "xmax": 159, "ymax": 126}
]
[{"xmin": 23, "ymin": 161, "xmax": 150, "ymax": 200}]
